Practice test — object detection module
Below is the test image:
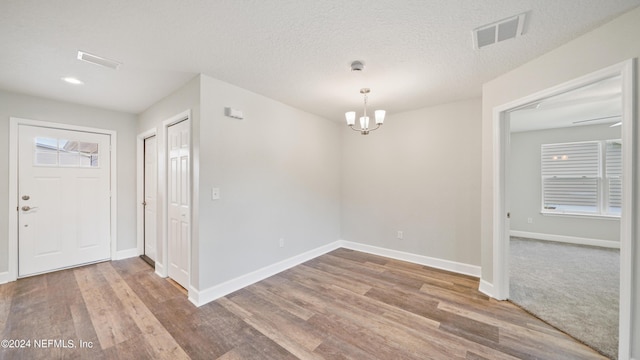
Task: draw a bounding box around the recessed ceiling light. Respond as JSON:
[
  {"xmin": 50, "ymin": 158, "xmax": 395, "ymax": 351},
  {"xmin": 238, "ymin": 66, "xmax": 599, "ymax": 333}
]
[
  {"xmin": 77, "ymin": 50, "xmax": 121, "ymax": 70},
  {"xmin": 61, "ymin": 77, "xmax": 84, "ymax": 85}
]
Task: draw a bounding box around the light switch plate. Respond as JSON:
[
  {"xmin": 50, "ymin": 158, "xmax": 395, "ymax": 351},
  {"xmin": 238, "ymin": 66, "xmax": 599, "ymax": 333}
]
[{"xmin": 212, "ymin": 187, "xmax": 220, "ymax": 200}]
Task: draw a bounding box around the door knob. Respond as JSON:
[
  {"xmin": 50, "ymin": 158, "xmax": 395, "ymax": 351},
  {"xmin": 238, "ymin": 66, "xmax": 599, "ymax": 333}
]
[{"xmin": 21, "ymin": 206, "xmax": 38, "ymax": 212}]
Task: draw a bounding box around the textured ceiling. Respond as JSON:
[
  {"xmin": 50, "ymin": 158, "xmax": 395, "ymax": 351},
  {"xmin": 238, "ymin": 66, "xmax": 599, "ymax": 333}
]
[{"xmin": 1, "ymin": 0, "xmax": 639, "ymax": 121}]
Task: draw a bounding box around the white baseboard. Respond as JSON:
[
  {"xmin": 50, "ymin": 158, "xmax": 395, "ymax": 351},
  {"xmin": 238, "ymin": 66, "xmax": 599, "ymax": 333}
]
[
  {"xmin": 155, "ymin": 263, "xmax": 166, "ymax": 278},
  {"xmin": 340, "ymin": 241, "xmax": 482, "ymax": 278},
  {"xmin": 0, "ymin": 271, "xmax": 9, "ymax": 285},
  {"xmin": 189, "ymin": 240, "xmax": 485, "ymax": 307},
  {"xmin": 187, "ymin": 286, "xmax": 201, "ymax": 306},
  {"xmin": 189, "ymin": 241, "xmax": 342, "ymax": 307},
  {"xmin": 510, "ymin": 230, "xmax": 620, "ymax": 249},
  {"xmin": 113, "ymin": 248, "xmax": 139, "ymax": 260},
  {"xmin": 478, "ymin": 279, "xmax": 494, "ymax": 297}
]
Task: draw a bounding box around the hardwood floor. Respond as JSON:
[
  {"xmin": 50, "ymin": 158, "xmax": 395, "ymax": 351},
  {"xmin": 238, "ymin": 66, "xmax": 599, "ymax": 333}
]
[{"xmin": 0, "ymin": 249, "xmax": 606, "ymax": 359}]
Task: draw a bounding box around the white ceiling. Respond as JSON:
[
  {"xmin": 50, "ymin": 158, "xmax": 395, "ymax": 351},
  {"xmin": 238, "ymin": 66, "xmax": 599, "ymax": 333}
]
[
  {"xmin": 1, "ymin": 0, "xmax": 638, "ymax": 121},
  {"xmin": 509, "ymin": 75, "xmax": 622, "ymax": 132}
]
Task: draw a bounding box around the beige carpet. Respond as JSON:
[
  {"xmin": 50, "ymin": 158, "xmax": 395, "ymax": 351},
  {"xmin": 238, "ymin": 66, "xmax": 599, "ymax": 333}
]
[{"xmin": 509, "ymin": 237, "xmax": 619, "ymax": 359}]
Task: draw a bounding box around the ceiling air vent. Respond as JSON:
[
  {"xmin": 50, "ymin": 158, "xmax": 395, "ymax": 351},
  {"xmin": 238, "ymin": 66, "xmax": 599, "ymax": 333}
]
[
  {"xmin": 473, "ymin": 12, "xmax": 527, "ymax": 50},
  {"xmin": 77, "ymin": 51, "xmax": 122, "ymax": 70}
]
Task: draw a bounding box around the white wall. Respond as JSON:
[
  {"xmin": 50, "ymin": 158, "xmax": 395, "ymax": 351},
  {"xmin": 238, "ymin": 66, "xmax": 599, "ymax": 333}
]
[
  {"xmin": 509, "ymin": 124, "xmax": 621, "ymax": 242},
  {"xmin": 197, "ymin": 75, "xmax": 341, "ymax": 290},
  {"xmin": 139, "ymin": 74, "xmax": 341, "ymax": 294},
  {"xmin": 481, "ymin": 7, "xmax": 640, "ymax": 357},
  {"xmin": 341, "ymin": 98, "xmax": 482, "ymax": 268},
  {"xmin": 0, "ymin": 90, "xmax": 137, "ymax": 275}
]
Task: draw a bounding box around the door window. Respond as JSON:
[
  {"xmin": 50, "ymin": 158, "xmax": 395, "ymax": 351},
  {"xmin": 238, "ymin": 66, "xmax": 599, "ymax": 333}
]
[{"xmin": 35, "ymin": 137, "xmax": 99, "ymax": 167}]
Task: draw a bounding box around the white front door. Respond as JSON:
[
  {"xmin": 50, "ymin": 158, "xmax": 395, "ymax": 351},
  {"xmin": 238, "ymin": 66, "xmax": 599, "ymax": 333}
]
[
  {"xmin": 143, "ymin": 135, "xmax": 157, "ymax": 261},
  {"xmin": 18, "ymin": 125, "xmax": 111, "ymax": 277},
  {"xmin": 167, "ymin": 120, "xmax": 190, "ymax": 289}
]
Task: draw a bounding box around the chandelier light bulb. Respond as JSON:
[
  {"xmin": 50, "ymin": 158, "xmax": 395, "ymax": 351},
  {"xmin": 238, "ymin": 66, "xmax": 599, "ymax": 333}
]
[
  {"xmin": 345, "ymin": 111, "xmax": 356, "ymax": 126},
  {"xmin": 360, "ymin": 116, "xmax": 370, "ymax": 129},
  {"xmin": 375, "ymin": 110, "xmax": 386, "ymax": 125}
]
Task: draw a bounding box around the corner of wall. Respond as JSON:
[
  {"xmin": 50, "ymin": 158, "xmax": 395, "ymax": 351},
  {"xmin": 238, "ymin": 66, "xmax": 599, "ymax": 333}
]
[
  {"xmin": 0, "ymin": 271, "xmax": 9, "ymax": 285},
  {"xmin": 478, "ymin": 278, "xmax": 494, "ymax": 298}
]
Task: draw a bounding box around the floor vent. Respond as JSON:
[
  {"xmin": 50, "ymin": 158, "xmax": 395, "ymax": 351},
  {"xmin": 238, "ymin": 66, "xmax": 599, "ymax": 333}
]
[{"xmin": 473, "ymin": 12, "xmax": 527, "ymax": 50}]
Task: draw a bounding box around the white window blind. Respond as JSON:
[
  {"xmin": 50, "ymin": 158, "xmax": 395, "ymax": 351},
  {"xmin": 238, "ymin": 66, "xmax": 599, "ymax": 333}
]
[
  {"xmin": 541, "ymin": 141, "xmax": 601, "ymax": 177},
  {"xmin": 540, "ymin": 140, "xmax": 621, "ymax": 217},
  {"xmin": 606, "ymin": 140, "xmax": 622, "ymax": 212},
  {"xmin": 541, "ymin": 141, "xmax": 600, "ymax": 213}
]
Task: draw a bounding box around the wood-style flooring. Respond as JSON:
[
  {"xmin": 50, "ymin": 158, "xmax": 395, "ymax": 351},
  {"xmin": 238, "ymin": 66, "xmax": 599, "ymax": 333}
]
[{"xmin": 0, "ymin": 249, "xmax": 606, "ymax": 359}]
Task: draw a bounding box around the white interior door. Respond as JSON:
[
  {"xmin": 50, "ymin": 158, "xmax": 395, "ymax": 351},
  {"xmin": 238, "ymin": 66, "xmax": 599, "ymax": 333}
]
[
  {"xmin": 167, "ymin": 120, "xmax": 190, "ymax": 289},
  {"xmin": 143, "ymin": 135, "xmax": 157, "ymax": 261},
  {"xmin": 18, "ymin": 125, "xmax": 111, "ymax": 277}
]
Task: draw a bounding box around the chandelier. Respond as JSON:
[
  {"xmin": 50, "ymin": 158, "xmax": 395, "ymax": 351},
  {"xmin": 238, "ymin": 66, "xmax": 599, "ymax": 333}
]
[{"xmin": 345, "ymin": 88, "xmax": 385, "ymax": 135}]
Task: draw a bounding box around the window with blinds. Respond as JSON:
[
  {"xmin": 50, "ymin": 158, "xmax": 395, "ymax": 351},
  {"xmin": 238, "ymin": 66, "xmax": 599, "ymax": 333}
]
[{"xmin": 541, "ymin": 140, "xmax": 621, "ymax": 217}]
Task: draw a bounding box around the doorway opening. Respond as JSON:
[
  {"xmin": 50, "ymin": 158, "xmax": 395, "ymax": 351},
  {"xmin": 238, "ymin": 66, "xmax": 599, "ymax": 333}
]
[
  {"xmin": 492, "ymin": 60, "xmax": 635, "ymax": 358},
  {"xmin": 136, "ymin": 110, "xmax": 192, "ymax": 297},
  {"xmin": 137, "ymin": 129, "xmax": 157, "ymax": 269},
  {"xmin": 141, "ymin": 134, "xmax": 157, "ymax": 268},
  {"xmin": 506, "ymin": 74, "xmax": 622, "ymax": 358}
]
